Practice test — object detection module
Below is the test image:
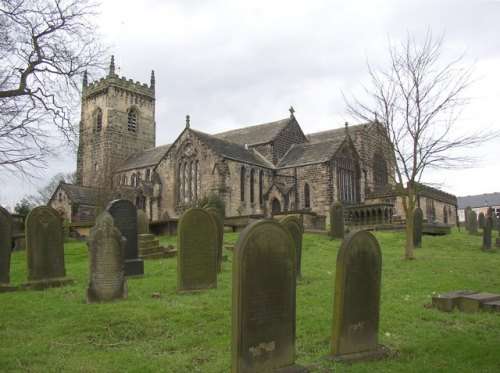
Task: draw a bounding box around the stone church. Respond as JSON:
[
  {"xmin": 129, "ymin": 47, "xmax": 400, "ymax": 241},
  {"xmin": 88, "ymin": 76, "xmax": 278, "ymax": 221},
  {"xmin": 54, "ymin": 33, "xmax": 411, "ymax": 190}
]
[{"xmin": 49, "ymin": 57, "xmax": 457, "ymax": 226}]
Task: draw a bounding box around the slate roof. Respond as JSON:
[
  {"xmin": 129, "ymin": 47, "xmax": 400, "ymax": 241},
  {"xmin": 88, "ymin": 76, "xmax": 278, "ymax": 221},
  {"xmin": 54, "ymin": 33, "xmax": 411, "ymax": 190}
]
[
  {"xmin": 306, "ymin": 123, "xmax": 368, "ymax": 143},
  {"xmin": 115, "ymin": 144, "xmax": 171, "ymax": 172},
  {"xmin": 457, "ymin": 192, "xmax": 500, "ymax": 209},
  {"xmin": 277, "ymin": 137, "xmax": 346, "ymax": 168},
  {"xmin": 58, "ymin": 183, "xmax": 103, "ymax": 205},
  {"xmin": 191, "ymin": 129, "xmax": 274, "ymax": 168},
  {"xmin": 214, "ymin": 117, "xmax": 293, "ymax": 146}
]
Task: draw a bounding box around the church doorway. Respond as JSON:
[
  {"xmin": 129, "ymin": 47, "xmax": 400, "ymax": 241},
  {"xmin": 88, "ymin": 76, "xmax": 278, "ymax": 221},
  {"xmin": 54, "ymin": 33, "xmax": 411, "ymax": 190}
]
[{"xmin": 271, "ymin": 198, "xmax": 281, "ymax": 214}]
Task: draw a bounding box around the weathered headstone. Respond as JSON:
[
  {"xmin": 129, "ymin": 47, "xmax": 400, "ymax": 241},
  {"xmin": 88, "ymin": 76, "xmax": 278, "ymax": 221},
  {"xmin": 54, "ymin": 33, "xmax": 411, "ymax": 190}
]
[
  {"xmin": 106, "ymin": 199, "xmax": 144, "ymax": 277},
  {"xmin": 0, "ymin": 206, "xmax": 16, "ymax": 292},
  {"xmin": 330, "ymin": 201, "xmax": 344, "ymax": 239},
  {"xmin": 137, "ymin": 210, "xmax": 149, "ymax": 235},
  {"xmin": 464, "ymin": 206, "xmax": 472, "ymax": 230},
  {"xmin": 413, "ymin": 207, "xmax": 423, "ymax": 248},
  {"xmin": 86, "ymin": 212, "xmax": 127, "ymax": 303},
  {"xmin": 468, "ymin": 210, "xmax": 478, "ymax": 236},
  {"xmin": 482, "ymin": 216, "xmax": 493, "ymax": 252},
  {"xmin": 205, "ymin": 206, "xmax": 224, "ymax": 273},
  {"xmin": 232, "ymin": 220, "xmax": 306, "ymax": 373},
  {"xmin": 478, "ymin": 212, "xmax": 485, "ymax": 229},
  {"xmin": 281, "ymin": 216, "xmax": 303, "ymax": 280},
  {"xmin": 21, "ymin": 206, "xmax": 73, "ymax": 290},
  {"xmin": 330, "ymin": 230, "xmax": 388, "ymax": 362},
  {"xmin": 177, "ymin": 208, "xmax": 217, "ymax": 292}
]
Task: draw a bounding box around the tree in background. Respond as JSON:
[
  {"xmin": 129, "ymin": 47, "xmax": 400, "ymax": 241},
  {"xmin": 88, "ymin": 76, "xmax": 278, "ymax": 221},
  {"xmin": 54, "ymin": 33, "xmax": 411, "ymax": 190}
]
[
  {"xmin": 344, "ymin": 32, "xmax": 497, "ymax": 260},
  {"xmin": 24, "ymin": 172, "xmax": 76, "ymax": 206},
  {"xmin": 0, "ymin": 0, "xmax": 107, "ymax": 176},
  {"xmin": 13, "ymin": 197, "xmax": 34, "ymax": 215}
]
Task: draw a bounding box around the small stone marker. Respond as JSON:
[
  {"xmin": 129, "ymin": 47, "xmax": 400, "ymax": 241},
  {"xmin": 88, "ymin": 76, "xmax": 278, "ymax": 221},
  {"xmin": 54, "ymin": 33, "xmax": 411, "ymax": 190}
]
[
  {"xmin": 482, "ymin": 216, "xmax": 493, "ymax": 252},
  {"xmin": 137, "ymin": 210, "xmax": 150, "ymax": 235},
  {"xmin": 21, "ymin": 206, "xmax": 73, "ymax": 290},
  {"xmin": 468, "ymin": 210, "xmax": 478, "ymax": 235},
  {"xmin": 459, "ymin": 292, "xmax": 500, "ymax": 313},
  {"xmin": 281, "ymin": 216, "xmax": 303, "ymax": 280},
  {"xmin": 232, "ymin": 219, "xmax": 306, "ymax": 373},
  {"xmin": 86, "ymin": 212, "xmax": 127, "ymax": 303},
  {"xmin": 478, "ymin": 212, "xmax": 485, "ymax": 229},
  {"xmin": 177, "ymin": 208, "xmax": 217, "ymax": 292},
  {"xmin": 464, "ymin": 206, "xmax": 472, "ymax": 230},
  {"xmin": 431, "ymin": 290, "xmax": 478, "ymax": 312},
  {"xmin": 205, "ymin": 206, "xmax": 224, "ymax": 273},
  {"xmin": 413, "ymin": 207, "xmax": 423, "ymax": 248},
  {"xmin": 330, "ymin": 201, "xmax": 344, "ymax": 239},
  {"xmin": 0, "ymin": 206, "xmax": 16, "ymax": 292},
  {"xmin": 330, "ymin": 230, "xmax": 388, "ymax": 362},
  {"xmin": 106, "ymin": 199, "xmax": 144, "ymax": 277}
]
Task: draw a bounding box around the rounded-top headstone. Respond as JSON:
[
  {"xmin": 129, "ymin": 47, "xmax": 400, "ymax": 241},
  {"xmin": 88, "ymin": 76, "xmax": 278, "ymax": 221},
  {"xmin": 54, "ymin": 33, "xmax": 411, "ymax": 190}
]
[
  {"xmin": 281, "ymin": 216, "xmax": 303, "ymax": 280},
  {"xmin": 330, "ymin": 201, "xmax": 345, "ymax": 239},
  {"xmin": 0, "ymin": 206, "xmax": 13, "ymax": 284}
]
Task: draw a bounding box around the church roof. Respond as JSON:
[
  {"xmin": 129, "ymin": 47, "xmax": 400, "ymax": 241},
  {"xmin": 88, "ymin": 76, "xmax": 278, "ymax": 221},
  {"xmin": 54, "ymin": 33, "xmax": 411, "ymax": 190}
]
[
  {"xmin": 277, "ymin": 137, "xmax": 346, "ymax": 168},
  {"xmin": 214, "ymin": 117, "xmax": 294, "ymax": 146},
  {"xmin": 306, "ymin": 122, "xmax": 369, "ymax": 143},
  {"xmin": 191, "ymin": 129, "xmax": 274, "ymax": 168},
  {"xmin": 115, "ymin": 144, "xmax": 171, "ymax": 172},
  {"xmin": 56, "ymin": 183, "xmax": 103, "ymax": 205},
  {"xmin": 457, "ymin": 192, "xmax": 500, "ymax": 209}
]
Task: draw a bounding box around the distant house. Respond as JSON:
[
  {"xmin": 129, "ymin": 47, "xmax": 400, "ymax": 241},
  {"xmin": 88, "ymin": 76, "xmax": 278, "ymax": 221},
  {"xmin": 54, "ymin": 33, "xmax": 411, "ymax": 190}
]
[{"xmin": 457, "ymin": 192, "xmax": 500, "ymax": 222}]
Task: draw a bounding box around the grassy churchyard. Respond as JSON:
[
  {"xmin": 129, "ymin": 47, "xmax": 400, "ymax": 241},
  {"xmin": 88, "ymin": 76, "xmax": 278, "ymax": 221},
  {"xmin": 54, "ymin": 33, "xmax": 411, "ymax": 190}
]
[{"xmin": 1, "ymin": 229, "xmax": 499, "ymax": 372}]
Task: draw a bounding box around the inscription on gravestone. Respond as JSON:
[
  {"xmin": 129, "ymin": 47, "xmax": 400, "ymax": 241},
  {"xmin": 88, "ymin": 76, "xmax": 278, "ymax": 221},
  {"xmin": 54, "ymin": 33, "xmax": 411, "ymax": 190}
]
[
  {"xmin": 232, "ymin": 220, "xmax": 307, "ymax": 373},
  {"xmin": 87, "ymin": 212, "xmax": 127, "ymax": 303},
  {"xmin": 482, "ymin": 216, "xmax": 493, "ymax": 252},
  {"xmin": 0, "ymin": 206, "xmax": 13, "ymax": 285},
  {"xmin": 468, "ymin": 210, "xmax": 478, "ymax": 236},
  {"xmin": 330, "ymin": 201, "xmax": 345, "ymax": 240},
  {"xmin": 330, "ymin": 230, "xmax": 387, "ymax": 362},
  {"xmin": 413, "ymin": 207, "xmax": 423, "ymax": 248},
  {"xmin": 106, "ymin": 199, "xmax": 144, "ymax": 277},
  {"xmin": 281, "ymin": 216, "xmax": 303, "ymax": 280},
  {"xmin": 205, "ymin": 206, "xmax": 224, "ymax": 273},
  {"xmin": 177, "ymin": 208, "xmax": 217, "ymax": 292}
]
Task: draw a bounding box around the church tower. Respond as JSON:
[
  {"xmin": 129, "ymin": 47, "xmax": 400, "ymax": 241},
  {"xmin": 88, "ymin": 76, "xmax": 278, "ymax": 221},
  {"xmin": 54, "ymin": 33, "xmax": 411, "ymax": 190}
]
[{"xmin": 76, "ymin": 56, "xmax": 156, "ymax": 189}]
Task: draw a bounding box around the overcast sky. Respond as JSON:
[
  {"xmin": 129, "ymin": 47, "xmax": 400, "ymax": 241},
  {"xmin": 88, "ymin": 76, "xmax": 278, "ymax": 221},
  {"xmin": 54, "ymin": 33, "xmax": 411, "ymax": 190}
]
[{"xmin": 1, "ymin": 0, "xmax": 500, "ymax": 208}]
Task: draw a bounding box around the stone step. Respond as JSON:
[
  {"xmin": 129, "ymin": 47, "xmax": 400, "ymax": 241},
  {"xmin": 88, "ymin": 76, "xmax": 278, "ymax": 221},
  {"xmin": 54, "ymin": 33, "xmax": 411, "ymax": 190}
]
[
  {"xmin": 139, "ymin": 246, "xmax": 165, "ymax": 256},
  {"xmin": 459, "ymin": 292, "xmax": 500, "ymax": 312},
  {"xmin": 138, "ymin": 240, "xmax": 160, "ymax": 249},
  {"xmin": 138, "ymin": 234, "xmax": 155, "ymax": 242}
]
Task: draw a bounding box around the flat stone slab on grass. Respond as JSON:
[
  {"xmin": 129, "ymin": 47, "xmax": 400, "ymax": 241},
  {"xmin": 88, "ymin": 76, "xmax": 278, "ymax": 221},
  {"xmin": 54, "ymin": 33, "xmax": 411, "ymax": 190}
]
[
  {"xmin": 431, "ymin": 290, "xmax": 479, "ymax": 312},
  {"xmin": 459, "ymin": 293, "xmax": 500, "ymax": 313},
  {"xmin": 482, "ymin": 300, "xmax": 500, "ymax": 312}
]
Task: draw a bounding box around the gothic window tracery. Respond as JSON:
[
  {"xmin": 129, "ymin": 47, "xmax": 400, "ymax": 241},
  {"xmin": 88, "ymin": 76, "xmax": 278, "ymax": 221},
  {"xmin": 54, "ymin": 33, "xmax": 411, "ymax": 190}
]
[
  {"xmin": 250, "ymin": 169, "xmax": 255, "ymax": 203},
  {"xmin": 337, "ymin": 148, "xmax": 359, "ymax": 204},
  {"xmin": 177, "ymin": 142, "xmax": 199, "ymax": 205},
  {"xmin": 373, "ymin": 149, "xmax": 388, "ymax": 192},
  {"xmin": 127, "ymin": 108, "xmax": 138, "ymax": 132},
  {"xmin": 259, "ymin": 170, "xmax": 264, "ymax": 205}
]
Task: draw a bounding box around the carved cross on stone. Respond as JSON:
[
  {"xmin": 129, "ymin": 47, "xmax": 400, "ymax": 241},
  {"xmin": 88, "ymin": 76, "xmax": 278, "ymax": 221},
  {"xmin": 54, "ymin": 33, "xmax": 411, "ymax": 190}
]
[{"xmin": 289, "ymin": 106, "xmax": 295, "ymax": 117}]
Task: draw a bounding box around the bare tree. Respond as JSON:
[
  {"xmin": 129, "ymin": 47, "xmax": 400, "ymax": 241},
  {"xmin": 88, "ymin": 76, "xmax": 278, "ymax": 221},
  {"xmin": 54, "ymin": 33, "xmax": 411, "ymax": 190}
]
[
  {"xmin": 345, "ymin": 32, "xmax": 497, "ymax": 260},
  {"xmin": 0, "ymin": 0, "xmax": 107, "ymax": 176}
]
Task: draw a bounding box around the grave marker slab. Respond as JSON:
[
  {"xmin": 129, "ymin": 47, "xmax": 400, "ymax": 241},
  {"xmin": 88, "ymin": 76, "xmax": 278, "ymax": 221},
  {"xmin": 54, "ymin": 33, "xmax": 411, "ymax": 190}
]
[
  {"xmin": 464, "ymin": 206, "xmax": 472, "ymax": 230},
  {"xmin": 330, "ymin": 230, "xmax": 388, "ymax": 362},
  {"xmin": 482, "ymin": 216, "xmax": 493, "ymax": 252},
  {"xmin": 106, "ymin": 199, "xmax": 144, "ymax": 277},
  {"xmin": 177, "ymin": 208, "xmax": 217, "ymax": 292},
  {"xmin": 137, "ymin": 210, "xmax": 150, "ymax": 235},
  {"xmin": 232, "ymin": 220, "xmax": 306, "ymax": 373},
  {"xmin": 468, "ymin": 210, "xmax": 478, "ymax": 236},
  {"xmin": 205, "ymin": 206, "xmax": 224, "ymax": 273},
  {"xmin": 330, "ymin": 201, "xmax": 344, "ymax": 240},
  {"xmin": 413, "ymin": 207, "xmax": 423, "ymax": 248},
  {"xmin": 478, "ymin": 212, "xmax": 485, "ymax": 229},
  {"xmin": 86, "ymin": 212, "xmax": 127, "ymax": 303},
  {"xmin": 281, "ymin": 216, "xmax": 303, "ymax": 280},
  {"xmin": 459, "ymin": 292, "xmax": 500, "ymax": 313},
  {"xmin": 0, "ymin": 206, "xmax": 17, "ymax": 292},
  {"xmin": 432, "ymin": 290, "xmax": 478, "ymax": 312},
  {"xmin": 21, "ymin": 206, "xmax": 72, "ymax": 290}
]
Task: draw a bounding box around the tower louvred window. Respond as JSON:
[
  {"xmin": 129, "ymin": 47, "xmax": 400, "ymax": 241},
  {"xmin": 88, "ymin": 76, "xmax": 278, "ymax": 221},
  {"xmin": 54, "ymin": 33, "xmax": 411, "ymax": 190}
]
[{"xmin": 128, "ymin": 108, "xmax": 138, "ymax": 132}]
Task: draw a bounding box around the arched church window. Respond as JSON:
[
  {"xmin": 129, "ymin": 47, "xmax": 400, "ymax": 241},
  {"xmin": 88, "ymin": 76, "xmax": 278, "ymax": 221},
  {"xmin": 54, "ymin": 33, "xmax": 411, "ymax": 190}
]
[
  {"xmin": 373, "ymin": 150, "xmax": 388, "ymax": 192},
  {"xmin": 145, "ymin": 169, "xmax": 151, "ymax": 182},
  {"xmin": 259, "ymin": 170, "xmax": 264, "ymax": 205},
  {"xmin": 337, "ymin": 148, "xmax": 359, "ymax": 203},
  {"xmin": 250, "ymin": 169, "xmax": 255, "ymax": 203},
  {"xmin": 131, "ymin": 173, "xmax": 136, "ymax": 187},
  {"xmin": 304, "ymin": 183, "xmax": 311, "ymax": 209},
  {"xmin": 177, "ymin": 142, "xmax": 200, "ymax": 205},
  {"xmin": 240, "ymin": 166, "xmax": 246, "ymax": 202},
  {"xmin": 96, "ymin": 108, "xmax": 102, "ymax": 133},
  {"xmin": 127, "ymin": 108, "xmax": 138, "ymax": 132}
]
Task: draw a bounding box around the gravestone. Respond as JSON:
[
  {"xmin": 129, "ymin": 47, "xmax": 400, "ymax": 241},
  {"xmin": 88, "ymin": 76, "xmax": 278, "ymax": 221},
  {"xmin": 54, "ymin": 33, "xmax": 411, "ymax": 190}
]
[
  {"xmin": 281, "ymin": 216, "xmax": 303, "ymax": 280},
  {"xmin": 478, "ymin": 212, "xmax": 485, "ymax": 229},
  {"xmin": 464, "ymin": 206, "xmax": 472, "ymax": 230},
  {"xmin": 177, "ymin": 208, "xmax": 217, "ymax": 292},
  {"xmin": 330, "ymin": 230, "xmax": 388, "ymax": 362},
  {"xmin": 232, "ymin": 220, "xmax": 306, "ymax": 373},
  {"xmin": 0, "ymin": 206, "xmax": 16, "ymax": 292},
  {"xmin": 482, "ymin": 216, "xmax": 493, "ymax": 252},
  {"xmin": 468, "ymin": 210, "xmax": 478, "ymax": 236},
  {"xmin": 86, "ymin": 212, "xmax": 127, "ymax": 303},
  {"xmin": 137, "ymin": 210, "xmax": 149, "ymax": 235},
  {"xmin": 205, "ymin": 206, "xmax": 224, "ymax": 273},
  {"xmin": 106, "ymin": 199, "xmax": 144, "ymax": 277},
  {"xmin": 487, "ymin": 207, "xmax": 494, "ymax": 218},
  {"xmin": 413, "ymin": 207, "xmax": 423, "ymax": 248},
  {"xmin": 21, "ymin": 206, "xmax": 73, "ymax": 290},
  {"xmin": 330, "ymin": 201, "xmax": 344, "ymax": 239}
]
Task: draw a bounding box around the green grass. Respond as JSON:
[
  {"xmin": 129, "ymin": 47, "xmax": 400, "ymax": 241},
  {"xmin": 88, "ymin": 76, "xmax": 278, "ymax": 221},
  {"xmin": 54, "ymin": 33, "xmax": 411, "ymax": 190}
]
[{"xmin": 1, "ymin": 229, "xmax": 499, "ymax": 372}]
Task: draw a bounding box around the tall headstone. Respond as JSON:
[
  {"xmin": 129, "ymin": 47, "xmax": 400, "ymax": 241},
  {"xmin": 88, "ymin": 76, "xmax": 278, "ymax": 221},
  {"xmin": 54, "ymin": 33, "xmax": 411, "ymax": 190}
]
[
  {"xmin": 281, "ymin": 216, "xmax": 303, "ymax": 280},
  {"xmin": 464, "ymin": 206, "xmax": 472, "ymax": 230},
  {"xmin": 468, "ymin": 210, "xmax": 478, "ymax": 236},
  {"xmin": 0, "ymin": 206, "xmax": 16, "ymax": 291},
  {"xmin": 86, "ymin": 212, "xmax": 127, "ymax": 303},
  {"xmin": 106, "ymin": 199, "xmax": 144, "ymax": 277},
  {"xmin": 478, "ymin": 212, "xmax": 485, "ymax": 229},
  {"xmin": 137, "ymin": 210, "xmax": 150, "ymax": 235},
  {"xmin": 482, "ymin": 216, "xmax": 493, "ymax": 252},
  {"xmin": 330, "ymin": 201, "xmax": 345, "ymax": 239},
  {"xmin": 205, "ymin": 206, "xmax": 224, "ymax": 273},
  {"xmin": 22, "ymin": 206, "xmax": 73, "ymax": 290},
  {"xmin": 177, "ymin": 208, "xmax": 217, "ymax": 292},
  {"xmin": 413, "ymin": 207, "xmax": 423, "ymax": 248},
  {"xmin": 330, "ymin": 230, "xmax": 388, "ymax": 362},
  {"xmin": 232, "ymin": 220, "xmax": 306, "ymax": 373}
]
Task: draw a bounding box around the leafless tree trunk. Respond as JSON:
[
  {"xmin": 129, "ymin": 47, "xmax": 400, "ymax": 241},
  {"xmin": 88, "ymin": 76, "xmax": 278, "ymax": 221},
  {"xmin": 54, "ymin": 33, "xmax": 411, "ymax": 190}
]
[
  {"xmin": 345, "ymin": 31, "xmax": 497, "ymax": 259},
  {"xmin": 0, "ymin": 0, "xmax": 107, "ymax": 177}
]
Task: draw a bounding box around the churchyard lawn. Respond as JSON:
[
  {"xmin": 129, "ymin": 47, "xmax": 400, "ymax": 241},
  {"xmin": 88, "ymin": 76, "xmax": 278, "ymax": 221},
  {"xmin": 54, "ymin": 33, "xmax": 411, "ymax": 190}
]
[{"xmin": 1, "ymin": 229, "xmax": 499, "ymax": 372}]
